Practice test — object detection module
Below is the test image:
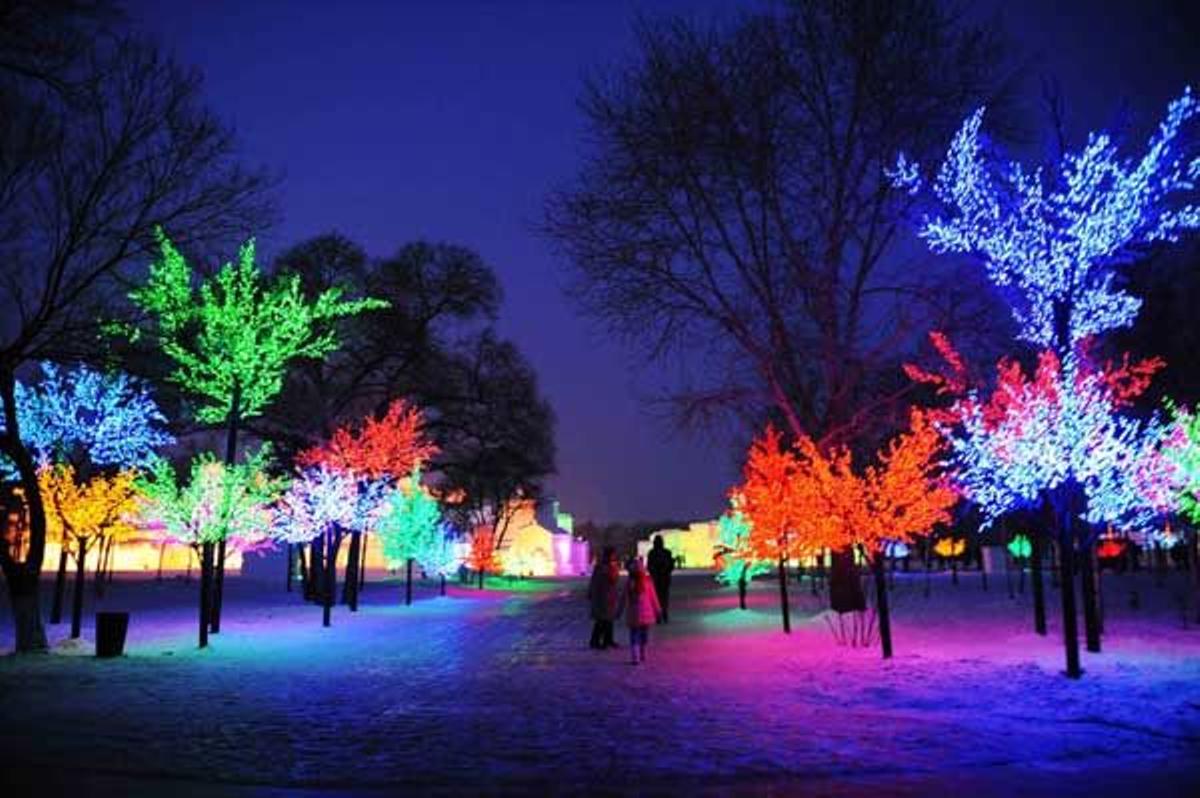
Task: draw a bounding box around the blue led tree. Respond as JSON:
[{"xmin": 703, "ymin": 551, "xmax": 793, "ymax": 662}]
[
  {"xmin": 896, "ymin": 89, "xmax": 1198, "ymax": 676},
  {"xmin": 1, "ymin": 363, "xmax": 173, "ymax": 632},
  {"xmin": 891, "ymin": 88, "xmax": 1200, "ymax": 351},
  {"xmin": 0, "ymin": 363, "xmax": 173, "ymax": 477}
]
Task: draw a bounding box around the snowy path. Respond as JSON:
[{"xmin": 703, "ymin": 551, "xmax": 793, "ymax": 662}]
[{"xmin": 2, "ymin": 569, "xmax": 1200, "ymax": 795}]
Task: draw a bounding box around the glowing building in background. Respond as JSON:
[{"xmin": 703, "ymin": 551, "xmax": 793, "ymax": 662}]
[
  {"xmin": 490, "ymin": 498, "xmax": 589, "ymax": 577},
  {"xmin": 637, "ymin": 520, "xmax": 722, "ymax": 569}
]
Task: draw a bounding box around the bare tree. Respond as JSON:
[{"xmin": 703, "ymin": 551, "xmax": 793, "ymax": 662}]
[
  {"xmin": 543, "ymin": 0, "xmax": 1019, "ymax": 454},
  {"xmin": 0, "ymin": 4, "xmax": 274, "ymax": 651},
  {"xmin": 437, "ymin": 332, "xmax": 557, "ymax": 584}
]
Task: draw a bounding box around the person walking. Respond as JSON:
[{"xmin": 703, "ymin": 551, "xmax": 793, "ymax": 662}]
[
  {"xmin": 618, "ymin": 556, "xmax": 662, "ymax": 664},
  {"xmin": 647, "ymin": 535, "xmax": 675, "ymax": 623},
  {"xmin": 587, "ymin": 546, "xmax": 620, "ymax": 649}
]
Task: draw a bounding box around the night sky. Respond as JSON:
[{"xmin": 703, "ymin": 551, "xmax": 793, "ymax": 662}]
[{"xmin": 127, "ymin": 0, "xmax": 1197, "ymax": 524}]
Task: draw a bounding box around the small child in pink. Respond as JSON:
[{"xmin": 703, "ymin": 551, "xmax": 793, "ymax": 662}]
[{"xmin": 618, "ymin": 556, "xmax": 662, "ymax": 664}]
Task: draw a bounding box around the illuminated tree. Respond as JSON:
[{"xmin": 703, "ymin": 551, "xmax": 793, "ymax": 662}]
[
  {"xmin": 138, "ymin": 446, "xmax": 283, "ymax": 646},
  {"xmin": 852, "ymin": 411, "xmax": 957, "ymax": 657},
  {"xmin": 715, "ymin": 501, "xmax": 768, "ymax": 610},
  {"xmin": 272, "ymin": 466, "xmax": 377, "ymax": 626},
  {"xmin": 298, "ymin": 399, "xmax": 436, "ymax": 479},
  {"xmin": 909, "ymin": 335, "xmax": 1180, "ymax": 672},
  {"xmin": 423, "ymin": 523, "xmax": 462, "ymax": 597},
  {"xmin": 1169, "ymin": 402, "xmax": 1200, "ymax": 525},
  {"xmin": 467, "ymin": 528, "xmax": 500, "ymax": 587},
  {"xmin": 1166, "ymin": 403, "xmax": 1200, "ymax": 617},
  {"xmin": 377, "ymin": 468, "xmax": 442, "ymax": 606},
  {"xmin": 0, "ymin": 5, "xmax": 273, "ymax": 653},
  {"xmin": 1, "ymin": 363, "xmax": 172, "ymax": 631},
  {"xmin": 298, "ymin": 398, "xmax": 437, "ymax": 607},
  {"xmin": 895, "ymin": 89, "xmax": 1200, "ymax": 677},
  {"xmin": 0, "ymin": 363, "xmax": 172, "ymax": 478},
  {"xmin": 739, "ymin": 427, "xmax": 833, "ymax": 633},
  {"xmin": 40, "ymin": 465, "xmax": 141, "ymax": 638},
  {"xmin": 739, "ymin": 412, "xmax": 955, "ymax": 655},
  {"xmin": 891, "ymin": 88, "xmax": 1200, "ymax": 352},
  {"xmin": 129, "ymin": 229, "xmax": 386, "ymax": 634}
]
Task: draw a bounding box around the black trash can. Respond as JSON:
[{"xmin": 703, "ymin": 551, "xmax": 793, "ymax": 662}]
[{"xmin": 95, "ymin": 611, "xmax": 129, "ymax": 658}]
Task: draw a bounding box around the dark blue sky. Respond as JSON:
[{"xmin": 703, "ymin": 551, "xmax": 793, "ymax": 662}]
[{"xmin": 128, "ymin": 0, "xmax": 1197, "ymax": 524}]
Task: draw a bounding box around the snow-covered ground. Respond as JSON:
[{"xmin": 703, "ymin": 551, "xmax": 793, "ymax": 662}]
[{"xmin": 1, "ymin": 565, "xmax": 1199, "ymax": 796}]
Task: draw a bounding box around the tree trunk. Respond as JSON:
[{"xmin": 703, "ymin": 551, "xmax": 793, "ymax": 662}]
[
  {"xmin": 323, "ymin": 530, "xmax": 338, "ymax": 627},
  {"xmin": 156, "ymin": 540, "xmax": 167, "ymax": 581},
  {"xmin": 738, "ymin": 566, "xmax": 748, "ymax": 610},
  {"xmin": 210, "ymin": 538, "xmax": 226, "ymax": 634},
  {"xmin": 0, "ymin": 366, "xmax": 50, "ymax": 652},
  {"xmin": 105, "ymin": 537, "xmax": 117, "ymax": 583},
  {"xmin": 440, "ymin": 573, "xmax": 446, "ymax": 596},
  {"xmin": 1057, "ymin": 502, "xmax": 1082, "ymax": 679},
  {"xmin": 1079, "ymin": 537, "xmax": 1101, "ymax": 653},
  {"xmin": 212, "ymin": 385, "xmax": 241, "ymax": 635},
  {"xmin": 285, "ymin": 543, "xmax": 293, "ymax": 593},
  {"xmin": 50, "ymin": 546, "xmax": 69, "ymax": 624},
  {"xmin": 307, "ymin": 540, "xmax": 322, "ymax": 603},
  {"xmin": 70, "ymin": 541, "xmax": 88, "ymax": 639},
  {"xmin": 344, "ymin": 530, "xmax": 361, "ymax": 611},
  {"xmin": 405, "ymin": 557, "xmax": 414, "ymax": 606},
  {"xmin": 777, "ymin": 556, "xmax": 791, "ymax": 634},
  {"xmin": 872, "ymin": 553, "xmax": 892, "ymax": 659},
  {"xmin": 93, "ymin": 535, "xmax": 107, "ymax": 598},
  {"xmin": 358, "ymin": 533, "xmax": 368, "ymax": 593},
  {"xmin": 478, "ymin": 567, "xmax": 485, "ymax": 590},
  {"xmin": 1189, "ymin": 529, "xmax": 1200, "ymax": 623},
  {"xmin": 300, "ymin": 542, "xmax": 314, "ymax": 597},
  {"xmin": 1031, "ymin": 532, "xmax": 1047, "ymax": 635},
  {"xmin": 1050, "ymin": 540, "xmax": 1060, "ymax": 589},
  {"xmin": 198, "ymin": 541, "xmax": 213, "ymax": 648},
  {"xmin": 923, "ymin": 542, "xmax": 932, "ymax": 599}
]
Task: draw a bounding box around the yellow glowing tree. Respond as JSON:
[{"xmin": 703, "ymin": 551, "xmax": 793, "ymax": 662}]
[{"xmin": 40, "ymin": 465, "xmax": 141, "ymax": 638}]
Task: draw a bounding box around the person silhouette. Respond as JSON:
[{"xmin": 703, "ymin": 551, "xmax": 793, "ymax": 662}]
[{"xmin": 646, "ymin": 535, "xmax": 675, "ymax": 623}]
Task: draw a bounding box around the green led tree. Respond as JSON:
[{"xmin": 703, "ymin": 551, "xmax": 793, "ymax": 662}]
[
  {"xmin": 129, "ymin": 229, "xmax": 386, "ymax": 636},
  {"xmin": 377, "ymin": 468, "xmax": 442, "ymax": 606},
  {"xmin": 138, "ymin": 447, "xmax": 284, "ymax": 647}
]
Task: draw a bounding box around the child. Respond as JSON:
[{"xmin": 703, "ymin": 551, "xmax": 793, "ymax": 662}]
[{"xmin": 618, "ymin": 556, "xmax": 662, "ymax": 664}]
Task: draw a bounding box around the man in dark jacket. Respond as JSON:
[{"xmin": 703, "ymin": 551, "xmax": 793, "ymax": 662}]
[{"xmin": 646, "ymin": 535, "xmax": 675, "ymax": 623}]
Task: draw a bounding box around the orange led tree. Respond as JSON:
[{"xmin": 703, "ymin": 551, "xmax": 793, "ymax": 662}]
[
  {"xmin": 740, "ymin": 426, "xmax": 842, "ymax": 633},
  {"xmin": 467, "ymin": 528, "xmax": 499, "ymax": 584},
  {"xmin": 40, "ymin": 465, "xmax": 141, "ymax": 639},
  {"xmin": 298, "ymin": 398, "xmax": 437, "ymax": 609},
  {"xmin": 739, "ymin": 411, "xmax": 956, "ymax": 655}
]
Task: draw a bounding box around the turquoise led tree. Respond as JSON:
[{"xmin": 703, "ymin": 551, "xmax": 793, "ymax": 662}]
[
  {"xmin": 377, "ymin": 467, "xmax": 442, "ymax": 606},
  {"xmin": 715, "ymin": 507, "xmax": 766, "ymax": 610},
  {"xmin": 129, "ymin": 229, "xmax": 386, "ymax": 636}
]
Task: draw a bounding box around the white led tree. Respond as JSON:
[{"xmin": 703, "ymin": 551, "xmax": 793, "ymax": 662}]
[{"xmin": 895, "ymin": 89, "xmax": 1199, "ymax": 677}]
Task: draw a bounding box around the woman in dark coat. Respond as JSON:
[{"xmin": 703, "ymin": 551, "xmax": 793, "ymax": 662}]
[{"xmin": 587, "ymin": 546, "xmax": 620, "ymax": 648}]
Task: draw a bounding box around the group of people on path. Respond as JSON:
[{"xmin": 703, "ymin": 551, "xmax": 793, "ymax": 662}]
[{"xmin": 587, "ymin": 536, "xmax": 675, "ymax": 664}]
